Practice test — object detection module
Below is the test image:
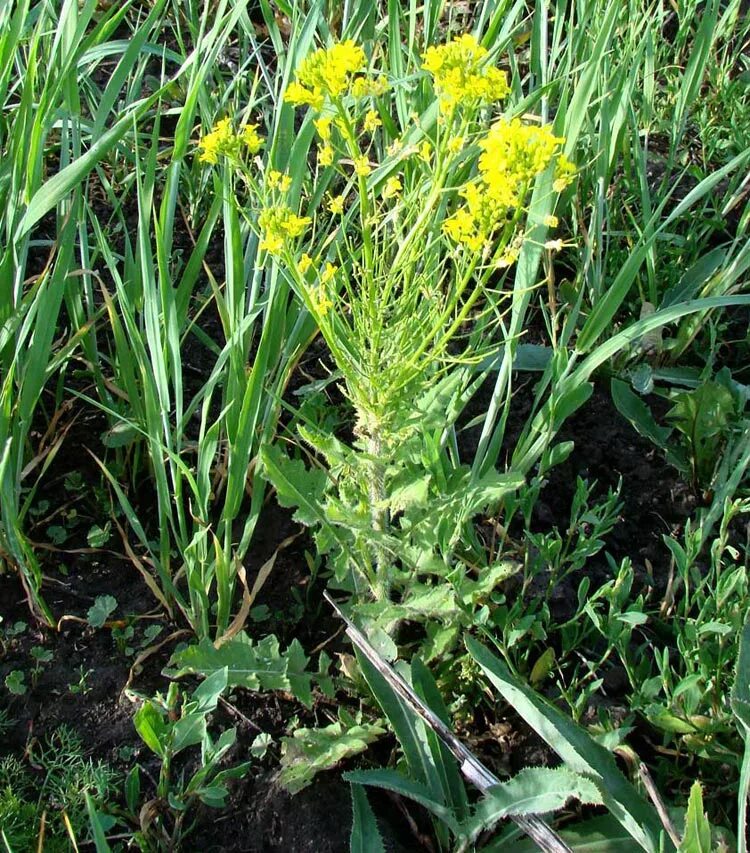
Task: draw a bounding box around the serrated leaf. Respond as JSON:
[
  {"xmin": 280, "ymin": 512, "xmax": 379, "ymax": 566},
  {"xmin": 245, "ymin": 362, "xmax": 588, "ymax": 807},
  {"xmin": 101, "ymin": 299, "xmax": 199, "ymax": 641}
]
[
  {"xmin": 164, "ymin": 633, "xmax": 313, "ymax": 707},
  {"xmin": 345, "ymin": 768, "xmax": 461, "ymax": 833},
  {"xmin": 467, "ymin": 637, "xmax": 666, "ymax": 852},
  {"xmin": 462, "ymin": 768, "xmax": 603, "ymax": 841},
  {"xmin": 279, "ymin": 721, "xmax": 385, "ymax": 794},
  {"xmin": 350, "ymin": 784, "xmax": 387, "ymax": 853},
  {"xmin": 259, "ymin": 443, "xmax": 328, "ymax": 527}
]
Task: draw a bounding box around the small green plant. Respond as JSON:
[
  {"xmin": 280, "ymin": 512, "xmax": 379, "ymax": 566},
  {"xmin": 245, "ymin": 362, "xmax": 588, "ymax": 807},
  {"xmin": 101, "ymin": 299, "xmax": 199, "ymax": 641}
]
[
  {"xmin": 87, "ymin": 594, "xmax": 118, "ymax": 629},
  {"xmin": 29, "ymin": 645, "xmax": 53, "ymax": 687},
  {"xmin": 131, "ymin": 668, "xmax": 251, "ymax": 849},
  {"xmin": 613, "ymin": 368, "xmax": 747, "ymax": 493},
  {"xmin": 4, "ymin": 670, "xmax": 26, "ymax": 696},
  {"xmin": 0, "ymin": 727, "xmax": 116, "ymax": 852},
  {"xmin": 68, "ymin": 666, "xmax": 92, "ymax": 696}
]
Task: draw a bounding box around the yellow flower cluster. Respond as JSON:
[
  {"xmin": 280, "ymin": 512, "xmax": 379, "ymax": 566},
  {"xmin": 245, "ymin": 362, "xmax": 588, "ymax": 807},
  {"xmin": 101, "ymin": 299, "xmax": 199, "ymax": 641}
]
[
  {"xmin": 258, "ymin": 206, "xmax": 311, "ymax": 254},
  {"xmin": 267, "ymin": 170, "xmax": 292, "ymax": 192},
  {"xmin": 198, "ymin": 118, "xmax": 264, "ymax": 164},
  {"xmin": 443, "ymin": 119, "xmax": 573, "ymax": 252},
  {"xmin": 284, "ymin": 40, "xmax": 367, "ymax": 110},
  {"xmin": 479, "ymin": 119, "xmax": 564, "ymax": 190},
  {"xmin": 351, "ymin": 74, "xmax": 389, "ymax": 98},
  {"xmin": 422, "ymin": 34, "xmax": 509, "ymax": 110}
]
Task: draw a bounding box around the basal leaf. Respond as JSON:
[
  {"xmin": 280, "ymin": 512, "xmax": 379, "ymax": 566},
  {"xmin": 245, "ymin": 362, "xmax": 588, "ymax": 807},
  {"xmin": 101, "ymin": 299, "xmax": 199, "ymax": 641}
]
[
  {"xmin": 279, "ymin": 721, "xmax": 385, "ymax": 794},
  {"xmin": 462, "ymin": 767, "xmax": 603, "ymax": 842},
  {"xmin": 678, "ymin": 782, "xmax": 712, "ymax": 853},
  {"xmin": 165, "ymin": 633, "xmax": 313, "ymax": 707}
]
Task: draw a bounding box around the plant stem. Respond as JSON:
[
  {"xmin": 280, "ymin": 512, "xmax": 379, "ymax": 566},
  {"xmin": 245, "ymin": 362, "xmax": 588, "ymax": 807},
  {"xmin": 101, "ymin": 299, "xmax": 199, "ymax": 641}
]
[{"xmin": 366, "ymin": 429, "xmax": 390, "ymax": 601}]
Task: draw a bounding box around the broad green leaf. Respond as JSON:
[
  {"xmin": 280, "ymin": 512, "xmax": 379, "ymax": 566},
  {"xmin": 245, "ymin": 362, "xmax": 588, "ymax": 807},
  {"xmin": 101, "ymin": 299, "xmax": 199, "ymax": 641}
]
[
  {"xmin": 87, "ymin": 595, "xmax": 117, "ymax": 628},
  {"xmin": 678, "ymin": 783, "xmax": 712, "ymax": 853},
  {"xmin": 507, "ymin": 814, "xmax": 635, "ymax": 852},
  {"xmin": 260, "ymin": 443, "xmax": 328, "ymax": 528},
  {"xmin": 345, "ymin": 768, "xmax": 461, "ymax": 834},
  {"xmin": 133, "ymin": 702, "xmax": 167, "ymax": 759},
  {"xmin": 611, "ymin": 379, "xmax": 671, "ymax": 449}
]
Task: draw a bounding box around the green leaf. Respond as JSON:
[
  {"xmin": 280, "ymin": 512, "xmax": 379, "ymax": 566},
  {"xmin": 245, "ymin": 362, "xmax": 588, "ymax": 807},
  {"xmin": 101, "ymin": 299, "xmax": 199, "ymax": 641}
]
[
  {"xmin": 133, "ymin": 702, "xmax": 167, "ymax": 759},
  {"xmin": 125, "ymin": 766, "xmax": 140, "ymax": 814},
  {"xmin": 350, "ymin": 784, "xmax": 387, "ymax": 853},
  {"xmin": 85, "ymin": 793, "xmax": 113, "ymax": 853},
  {"xmin": 611, "ymin": 379, "xmax": 671, "ymax": 449},
  {"xmin": 678, "ymin": 783, "xmax": 712, "ymax": 853},
  {"xmin": 260, "ymin": 443, "xmax": 328, "ymax": 527},
  {"xmin": 462, "ymin": 767, "xmax": 602, "ymax": 842},
  {"xmin": 86, "ymin": 523, "xmax": 111, "ymax": 548},
  {"xmin": 507, "ymin": 814, "xmax": 635, "ymax": 852},
  {"xmin": 87, "ymin": 594, "xmax": 117, "ymax": 628},
  {"xmin": 344, "ymin": 768, "xmax": 461, "ymax": 834},
  {"xmin": 4, "ymin": 670, "xmax": 26, "ymax": 695},
  {"xmin": 279, "ymin": 720, "xmax": 385, "ymax": 794},
  {"xmin": 165, "ymin": 633, "xmax": 314, "ymax": 708},
  {"xmin": 730, "ymin": 620, "xmax": 750, "ymax": 853}
]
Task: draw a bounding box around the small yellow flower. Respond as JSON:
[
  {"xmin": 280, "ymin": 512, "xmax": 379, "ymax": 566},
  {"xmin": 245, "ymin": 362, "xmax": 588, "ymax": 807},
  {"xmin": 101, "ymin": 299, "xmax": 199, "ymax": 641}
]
[
  {"xmin": 553, "ymin": 154, "xmax": 576, "ymax": 192},
  {"xmin": 268, "ymin": 170, "xmax": 283, "ymax": 188},
  {"xmin": 293, "ymin": 40, "xmax": 366, "ymax": 104},
  {"xmin": 298, "ymin": 253, "xmax": 313, "ymax": 274},
  {"xmin": 354, "ymin": 155, "xmax": 371, "ymax": 177},
  {"xmin": 328, "ymin": 194, "xmax": 345, "ymax": 215},
  {"xmin": 319, "ymin": 144, "xmax": 335, "ymax": 166},
  {"xmin": 241, "ymin": 123, "xmax": 265, "ymax": 153},
  {"xmin": 544, "ymin": 239, "xmax": 564, "ymax": 252},
  {"xmin": 314, "ymin": 116, "xmax": 332, "ymax": 141},
  {"xmin": 198, "ymin": 117, "xmax": 235, "ymax": 164},
  {"xmin": 258, "ymin": 206, "xmax": 311, "ymax": 254},
  {"xmin": 363, "ymin": 109, "xmax": 381, "ymax": 132},
  {"xmin": 321, "ymin": 262, "xmax": 338, "ymax": 285},
  {"xmin": 351, "ymin": 74, "xmax": 390, "ymax": 98},
  {"xmin": 383, "ymin": 176, "xmax": 402, "ymax": 199},
  {"xmin": 260, "ymin": 232, "xmax": 284, "ymax": 254},
  {"xmin": 422, "ymin": 34, "xmax": 509, "ymax": 110},
  {"xmin": 418, "ymin": 140, "xmax": 431, "ymax": 163},
  {"xmin": 447, "ymin": 135, "xmax": 465, "ymax": 155},
  {"xmin": 544, "ymin": 214, "xmax": 559, "ymax": 228},
  {"xmin": 284, "ymin": 81, "xmax": 325, "ymax": 111},
  {"xmin": 311, "ymin": 287, "xmax": 333, "ymax": 316},
  {"xmin": 496, "ymin": 246, "xmax": 520, "ymax": 268}
]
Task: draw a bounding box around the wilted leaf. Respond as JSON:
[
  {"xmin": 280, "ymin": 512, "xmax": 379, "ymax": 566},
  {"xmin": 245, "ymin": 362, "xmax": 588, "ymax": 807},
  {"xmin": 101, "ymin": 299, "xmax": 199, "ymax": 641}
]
[{"xmin": 279, "ymin": 721, "xmax": 385, "ymax": 793}]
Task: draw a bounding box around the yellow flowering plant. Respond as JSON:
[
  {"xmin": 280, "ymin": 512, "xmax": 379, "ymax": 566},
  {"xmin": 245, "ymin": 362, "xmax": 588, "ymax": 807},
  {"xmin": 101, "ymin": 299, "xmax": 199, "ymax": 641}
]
[{"xmin": 198, "ymin": 34, "xmax": 575, "ymax": 611}]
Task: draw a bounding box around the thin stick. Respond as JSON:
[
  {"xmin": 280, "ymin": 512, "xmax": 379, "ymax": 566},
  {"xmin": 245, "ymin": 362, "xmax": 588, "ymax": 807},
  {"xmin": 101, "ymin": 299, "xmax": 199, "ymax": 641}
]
[{"xmin": 324, "ymin": 592, "xmax": 572, "ymax": 853}]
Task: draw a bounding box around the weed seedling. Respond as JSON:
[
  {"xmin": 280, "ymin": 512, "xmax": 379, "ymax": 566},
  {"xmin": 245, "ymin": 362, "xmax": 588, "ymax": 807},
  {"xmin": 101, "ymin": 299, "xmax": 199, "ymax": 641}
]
[
  {"xmin": 4, "ymin": 671, "xmax": 26, "ymax": 696},
  {"xmin": 29, "ymin": 646, "xmax": 53, "ymax": 687}
]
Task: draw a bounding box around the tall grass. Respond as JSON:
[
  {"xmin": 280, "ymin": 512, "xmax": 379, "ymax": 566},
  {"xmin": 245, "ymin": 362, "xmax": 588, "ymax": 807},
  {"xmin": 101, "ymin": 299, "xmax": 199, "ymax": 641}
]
[{"xmin": 0, "ymin": 0, "xmax": 175, "ymax": 621}]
